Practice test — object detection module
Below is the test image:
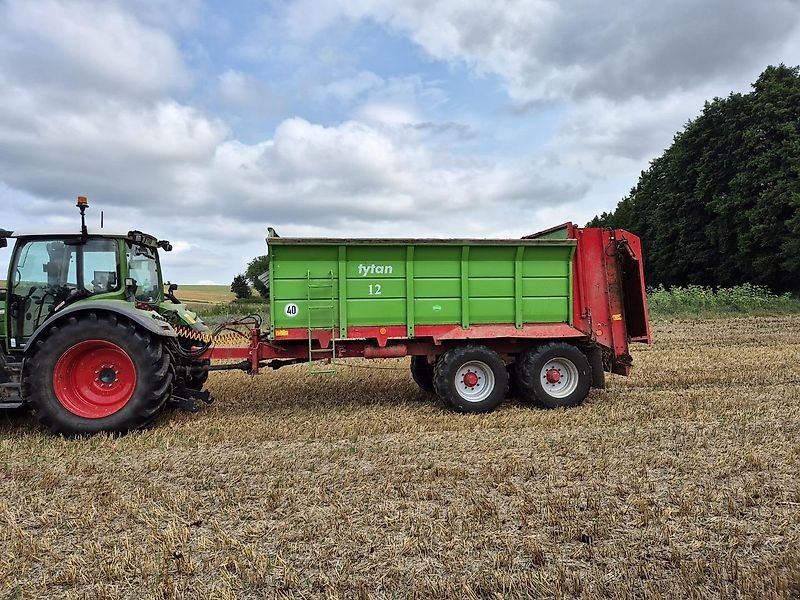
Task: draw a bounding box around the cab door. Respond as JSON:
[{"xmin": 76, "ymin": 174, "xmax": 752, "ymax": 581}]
[{"xmin": 8, "ymin": 239, "xmax": 77, "ymax": 347}]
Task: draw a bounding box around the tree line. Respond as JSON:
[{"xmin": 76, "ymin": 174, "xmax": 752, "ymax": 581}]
[{"xmin": 590, "ymin": 64, "xmax": 800, "ymax": 294}]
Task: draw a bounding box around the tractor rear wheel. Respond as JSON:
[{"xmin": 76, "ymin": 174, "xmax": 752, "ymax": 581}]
[
  {"xmin": 410, "ymin": 355, "xmax": 435, "ymax": 393},
  {"xmin": 515, "ymin": 342, "xmax": 591, "ymax": 409},
  {"xmin": 24, "ymin": 313, "xmax": 173, "ymax": 435},
  {"xmin": 433, "ymin": 345, "xmax": 508, "ymax": 413}
]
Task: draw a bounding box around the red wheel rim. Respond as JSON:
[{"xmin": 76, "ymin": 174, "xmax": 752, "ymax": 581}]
[{"xmin": 53, "ymin": 340, "xmax": 137, "ymax": 418}]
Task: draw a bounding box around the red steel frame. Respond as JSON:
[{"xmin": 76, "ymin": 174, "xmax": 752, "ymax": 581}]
[{"xmin": 203, "ymin": 225, "xmax": 651, "ymax": 375}]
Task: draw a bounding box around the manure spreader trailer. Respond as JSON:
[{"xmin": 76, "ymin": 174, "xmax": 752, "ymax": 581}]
[{"xmin": 0, "ymin": 199, "xmax": 651, "ymax": 435}]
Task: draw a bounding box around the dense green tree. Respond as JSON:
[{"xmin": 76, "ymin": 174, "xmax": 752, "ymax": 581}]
[
  {"xmin": 246, "ymin": 255, "xmax": 270, "ymax": 299},
  {"xmin": 230, "ymin": 274, "xmax": 251, "ymax": 299},
  {"xmin": 592, "ymin": 64, "xmax": 800, "ymax": 293}
]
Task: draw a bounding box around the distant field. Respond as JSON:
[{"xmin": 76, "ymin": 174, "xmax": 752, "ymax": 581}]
[
  {"xmin": 1, "ymin": 317, "xmax": 799, "ymax": 597},
  {"xmin": 173, "ymin": 284, "xmax": 234, "ymax": 305}
]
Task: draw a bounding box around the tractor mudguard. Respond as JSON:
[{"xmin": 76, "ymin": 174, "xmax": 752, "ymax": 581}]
[{"xmin": 24, "ymin": 300, "xmax": 177, "ymax": 353}]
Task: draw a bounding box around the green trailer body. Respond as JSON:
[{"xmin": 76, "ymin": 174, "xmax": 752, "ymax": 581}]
[{"xmin": 268, "ymin": 238, "xmax": 577, "ymax": 336}]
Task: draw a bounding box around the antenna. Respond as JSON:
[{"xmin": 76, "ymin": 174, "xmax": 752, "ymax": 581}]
[{"xmin": 101, "ymin": 210, "xmax": 104, "ymax": 229}]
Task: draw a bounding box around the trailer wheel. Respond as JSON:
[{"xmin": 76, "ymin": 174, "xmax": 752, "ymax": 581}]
[
  {"xmin": 433, "ymin": 345, "xmax": 508, "ymax": 413},
  {"xmin": 410, "ymin": 356, "xmax": 435, "ymax": 393},
  {"xmin": 23, "ymin": 313, "xmax": 173, "ymax": 435},
  {"xmin": 515, "ymin": 342, "xmax": 591, "ymax": 409}
]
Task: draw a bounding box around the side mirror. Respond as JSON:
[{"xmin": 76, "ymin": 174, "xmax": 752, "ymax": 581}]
[
  {"xmin": 0, "ymin": 238, "xmax": 6, "ymax": 249},
  {"xmin": 165, "ymin": 281, "xmax": 180, "ymax": 304}
]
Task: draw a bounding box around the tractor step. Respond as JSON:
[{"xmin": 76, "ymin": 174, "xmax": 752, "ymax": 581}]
[
  {"xmin": 184, "ymin": 388, "xmax": 212, "ymax": 404},
  {"xmin": 170, "ymin": 383, "xmax": 213, "ymax": 413},
  {"xmin": 0, "ymin": 379, "xmax": 22, "ymax": 409},
  {"xmin": 171, "ymin": 396, "xmax": 201, "ymax": 413}
]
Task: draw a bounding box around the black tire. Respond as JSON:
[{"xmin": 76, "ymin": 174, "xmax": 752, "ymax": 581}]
[
  {"xmin": 515, "ymin": 342, "xmax": 591, "ymax": 409},
  {"xmin": 410, "ymin": 355, "xmax": 435, "ymax": 393},
  {"xmin": 433, "ymin": 345, "xmax": 508, "ymax": 413},
  {"xmin": 506, "ymin": 363, "xmax": 518, "ymax": 399},
  {"xmin": 23, "ymin": 312, "xmax": 173, "ymax": 435}
]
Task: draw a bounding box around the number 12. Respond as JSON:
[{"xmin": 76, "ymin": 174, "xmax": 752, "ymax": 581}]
[{"xmin": 368, "ymin": 283, "xmax": 382, "ymax": 296}]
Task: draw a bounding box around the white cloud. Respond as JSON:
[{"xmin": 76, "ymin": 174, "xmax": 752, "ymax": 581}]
[
  {"xmin": 0, "ymin": 0, "xmax": 190, "ymax": 97},
  {"xmin": 0, "ymin": 92, "xmax": 228, "ymax": 204},
  {"xmin": 201, "ymin": 117, "xmax": 583, "ymax": 233},
  {"xmin": 218, "ymin": 69, "xmax": 285, "ymax": 113},
  {"xmin": 284, "ymin": 0, "xmax": 800, "ymax": 104},
  {"xmin": 318, "ymin": 71, "xmax": 385, "ymax": 104}
]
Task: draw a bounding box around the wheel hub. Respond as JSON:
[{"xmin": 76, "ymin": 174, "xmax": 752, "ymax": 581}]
[
  {"xmin": 545, "ymin": 368, "xmax": 561, "ymax": 384},
  {"xmin": 462, "ymin": 371, "xmax": 480, "ymax": 387},
  {"xmin": 97, "ymin": 366, "xmax": 118, "ymax": 386}
]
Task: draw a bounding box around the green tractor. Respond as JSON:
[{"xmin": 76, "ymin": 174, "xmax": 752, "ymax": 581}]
[{"xmin": 0, "ymin": 198, "xmax": 212, "ymax": 435}]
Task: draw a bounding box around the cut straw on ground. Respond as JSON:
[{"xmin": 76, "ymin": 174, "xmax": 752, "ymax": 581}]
[{"xmin": 1, "ymin": 317, "xmax": 799, "ymax": 598}]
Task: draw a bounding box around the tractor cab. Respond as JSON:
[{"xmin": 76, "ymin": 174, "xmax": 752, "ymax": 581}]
[{"xmin": 0, "ymin": 198, "xmax": 171, "ymax": 353}]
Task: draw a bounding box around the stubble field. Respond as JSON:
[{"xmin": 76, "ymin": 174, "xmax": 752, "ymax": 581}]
[{"xmin": 1, "ymin": 317, "xmax": 799, "ymax": 599}]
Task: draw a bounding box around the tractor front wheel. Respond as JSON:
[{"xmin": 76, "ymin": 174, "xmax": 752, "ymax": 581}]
[{"xmin": 24, "ymin": 313, "xmax": 173, "ymax": 435}]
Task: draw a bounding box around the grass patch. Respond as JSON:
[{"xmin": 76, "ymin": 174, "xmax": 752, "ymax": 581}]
[
  {"xmin": 648, "ymin": 284, "xmax": 800, "ymax": 318},
  {"xmin": 192, "ymin": 297, "xmax": 269, "ymax": 324}
]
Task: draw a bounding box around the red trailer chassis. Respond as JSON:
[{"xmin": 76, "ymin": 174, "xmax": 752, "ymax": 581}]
[{"xmin": 200, "ymin": 225, "xmax": 651, "ymax": 381}]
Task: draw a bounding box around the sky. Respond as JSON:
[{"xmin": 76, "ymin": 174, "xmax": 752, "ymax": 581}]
[{"xmin": 0, "ymin": 0, "xmax": 799, "ymax": 284}]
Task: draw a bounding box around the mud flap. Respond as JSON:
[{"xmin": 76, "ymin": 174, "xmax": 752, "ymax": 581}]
[{"xmin": 586, "ymin": 346, "xmax": 606, "ymax": 389}]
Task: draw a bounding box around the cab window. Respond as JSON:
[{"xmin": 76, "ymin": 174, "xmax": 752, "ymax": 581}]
[
  {"xmin": 83, "ymin": 239, "xmax": 119, "ymax": 294},
  {"xmin": 11, "ymin": 240, "xmax": 78, "ymax": 339},
  {"xmin": 12, "ymin": 240, "xmax": 77, "ymax": 297},
  {"xmin": 126, "ymin": 242, "xmax": 161, "ymax": 303}
]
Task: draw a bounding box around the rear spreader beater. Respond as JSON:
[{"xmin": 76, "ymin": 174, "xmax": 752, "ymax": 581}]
[{"xmin": 0, "ymin": 198, "xmax": 651, "ymax": 435}]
